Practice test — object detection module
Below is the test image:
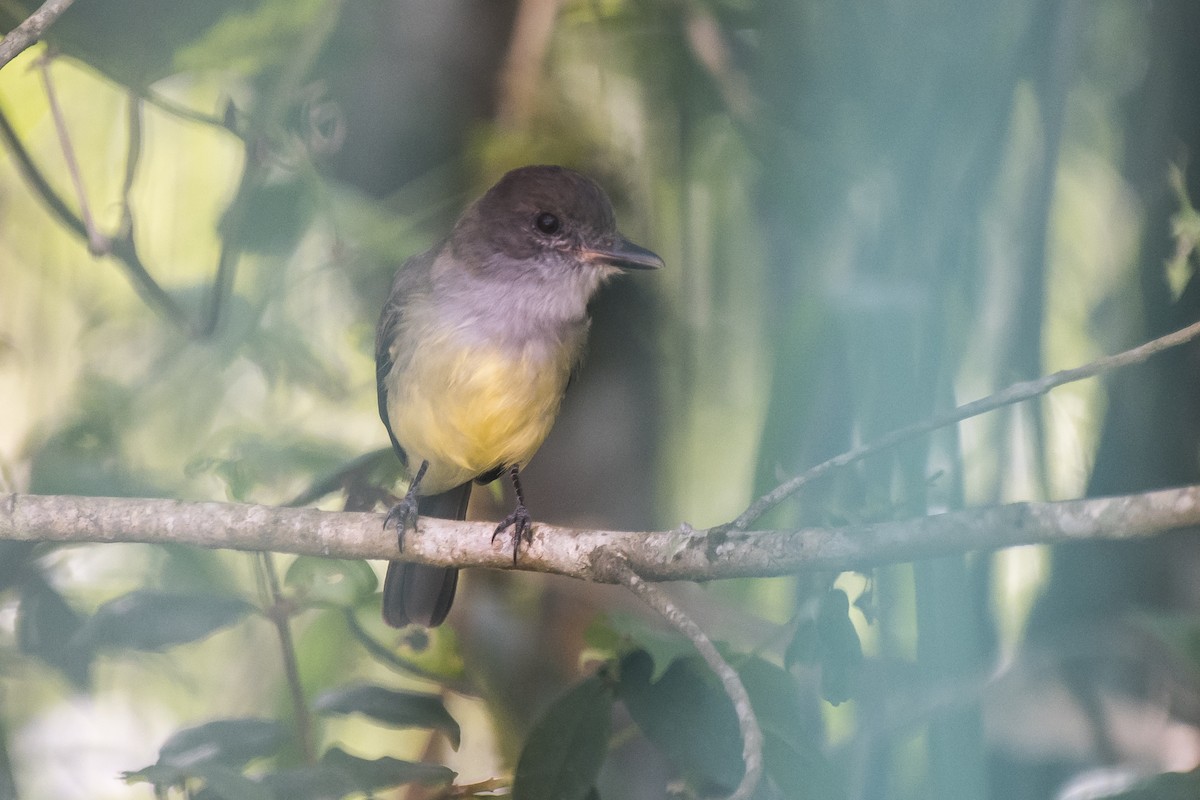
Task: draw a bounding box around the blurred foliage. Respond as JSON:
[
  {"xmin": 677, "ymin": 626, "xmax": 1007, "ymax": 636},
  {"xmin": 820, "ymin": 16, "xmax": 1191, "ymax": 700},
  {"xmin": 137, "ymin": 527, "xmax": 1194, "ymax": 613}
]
[{"xmin": 1, "ymin": 0, "xmax": 1199, "ymax": 799}]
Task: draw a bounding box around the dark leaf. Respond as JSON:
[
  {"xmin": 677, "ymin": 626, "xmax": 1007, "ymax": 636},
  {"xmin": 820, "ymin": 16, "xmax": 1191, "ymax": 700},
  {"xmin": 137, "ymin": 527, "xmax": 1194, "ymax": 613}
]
[
  {"xmin": 0, "ymin": 0, "xmax": 263, "ymax": 86},
  {"xmin": 259, "ymin": 765, "xmax": 357, "ymax": 800},
  {"xmin": 761, "ymin": 734, "xmax": 845, "ymax": 800},
  {"xmin": 157, "ymin": 719, "xmax": 286, "ymax": 769},
  {"xmin": 617, "ymin": 650, "xmax": 744, "ymax": 793},
  {"xmin": 122, "ymin": 763, "xmax": 187, "ymax": 790},
  {"xmin": 1107, "ymin": 768, "xmax": 1200, "ymax": 799},
  {"xmin": 738, "ymin": 657, "xmax": 820, "ymax": 755},
  {"xmin": 16, "ymin": 573, "xmax": 90, "ymax": 686},
  {"xmin": 71, "ymin": 591, "xmax": 254, "ymax": 653},
  {"xmin": 321, "ymin": 747, "xmax": 456, "ymax": 790},
  {"xmin": 817, "ymin": 590, "xmax": 863, "ymax": 705},
  {"xmin": 783, "ymin": 617, "xmax": 820, "ymax": 670},
  {"xmin": 313, "ymin": 685, "xmax": 460, "ymax": 748},
  {"xmin": 0, "ymin": 542, "xmax": 35, "ymax": 591},
  {"xmin": 220, "ymin": 179, "xmax": 314, "ymax": 256},
  {"xmin": 513, "ymin": 675, "xmax": 613, "ymax": 800},
  {"xmin": 188, "ymin": 763, "xmax": 274, "ymax": 800}
]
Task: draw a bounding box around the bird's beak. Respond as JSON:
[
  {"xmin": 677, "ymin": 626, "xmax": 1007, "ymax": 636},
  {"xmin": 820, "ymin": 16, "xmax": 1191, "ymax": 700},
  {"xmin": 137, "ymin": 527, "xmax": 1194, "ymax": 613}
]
[{"xmin": 583, "ymin": 235, "xmax": 664, "ymax": 271}]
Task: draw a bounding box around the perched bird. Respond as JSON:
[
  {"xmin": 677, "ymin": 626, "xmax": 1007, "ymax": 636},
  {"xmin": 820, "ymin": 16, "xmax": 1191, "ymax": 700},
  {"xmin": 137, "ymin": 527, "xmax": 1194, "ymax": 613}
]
[{"xmin": 376, "ymin": 165, "xmax": 662, "ymax": 627}]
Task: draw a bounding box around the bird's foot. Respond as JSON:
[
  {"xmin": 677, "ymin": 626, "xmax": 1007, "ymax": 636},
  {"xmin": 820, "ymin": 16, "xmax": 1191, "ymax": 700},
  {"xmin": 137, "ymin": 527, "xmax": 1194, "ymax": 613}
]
[
  {"xmin": 383, "ymin": 490, "xmax": 420, "ymax": 550},
  {"xmin": 492, "ymin": 503, "xmax": 533, "ymax": 563}
]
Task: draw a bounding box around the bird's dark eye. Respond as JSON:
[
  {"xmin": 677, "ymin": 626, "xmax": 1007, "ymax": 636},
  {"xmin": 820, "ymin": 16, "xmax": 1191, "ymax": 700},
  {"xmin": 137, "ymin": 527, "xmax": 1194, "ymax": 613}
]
[{"xmin": 534, "ymin": 212, "xmax": 561, "ymax": 235}]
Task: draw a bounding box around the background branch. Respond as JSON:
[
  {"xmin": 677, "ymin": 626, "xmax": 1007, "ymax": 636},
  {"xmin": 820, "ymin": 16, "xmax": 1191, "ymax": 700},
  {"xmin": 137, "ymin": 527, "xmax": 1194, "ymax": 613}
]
[
  {"xmin": 4, "ymin": 485, "xmax": 1200, "ymax": 582},
  {"xmin": 728, "ymin": 317, "xmax": 1200, "ymax": 531},
  {"xmin": 0, "ymin": 0, "xmax": 73, "ymax": 70}
]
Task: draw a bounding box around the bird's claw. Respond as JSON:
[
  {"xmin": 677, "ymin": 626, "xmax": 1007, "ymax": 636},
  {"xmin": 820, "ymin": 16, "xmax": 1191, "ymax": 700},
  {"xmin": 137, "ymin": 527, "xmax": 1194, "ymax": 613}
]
[
  {"xmin": 383, "ymin": 493, "xmax": 420, "ymax": 550},
  {"xmin": 492, "ymin": 503, "xmax": 533, "ymax": 563}
]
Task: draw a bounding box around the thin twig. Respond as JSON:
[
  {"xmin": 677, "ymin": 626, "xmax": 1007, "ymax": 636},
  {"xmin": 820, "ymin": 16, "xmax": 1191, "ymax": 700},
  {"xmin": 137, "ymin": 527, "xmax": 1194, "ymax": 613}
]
[
  {"xmin": 725, "ymin": 317, "xmax": 1200, "ymax": 531},
  {"xmin": 495, "ymin": 0, "xmax": 561, "ymax": 127},
  {"xmin": 37, "ymin": 52, "xmax": 106, "ymax": 254},
  {"xmin": 340, "ymin": 609, "xmax": 456, "ymax": 686},
  {"xmin": 118, "ymin": 91, "xmax": 142, "ymax": 234},
  {"xmin": 259, "ymin": 552, "xmax": 315, "ymax": 764},
  {"xmin": 0, "ymin": 0, "xmax": 74, "ymax": 70},
  {"xmin": 596, "ymin": 551, "xmax": 763, "ymax": 800},
  {"xmin": 0, "ymin": 104, "xmax": 190, "ymax": 329}
]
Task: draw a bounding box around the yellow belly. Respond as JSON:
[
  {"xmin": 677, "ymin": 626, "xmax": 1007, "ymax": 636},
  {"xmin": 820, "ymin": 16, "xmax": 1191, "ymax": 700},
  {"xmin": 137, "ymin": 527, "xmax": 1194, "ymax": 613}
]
[{"xmin": 386, "ymin": 335, "xmax": 571, "ymax": 494}]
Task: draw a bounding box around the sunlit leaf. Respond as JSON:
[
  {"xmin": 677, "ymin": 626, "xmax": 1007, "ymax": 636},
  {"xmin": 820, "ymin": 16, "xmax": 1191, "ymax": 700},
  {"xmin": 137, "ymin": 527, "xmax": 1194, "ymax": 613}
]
[
  {"xmin": 513, "ymin": 674, "xmax": 613, "ymax": 800},
  {"xmin": 313, "ymin": 685, "xmax": 460, "ymax": 748},
  {"xmin": 71, "ymin": 591, "xmax": 254, "ymax": 653},
  {"xmin": 285, "ymin": 557, "xmax": 377, "ymax": 607}
]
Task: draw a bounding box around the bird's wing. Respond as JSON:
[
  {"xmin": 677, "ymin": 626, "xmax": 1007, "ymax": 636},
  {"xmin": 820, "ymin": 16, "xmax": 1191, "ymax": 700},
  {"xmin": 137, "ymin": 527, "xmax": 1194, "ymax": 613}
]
[{"xmin": 375, "ymin": 247, "xmax": 439, "ymax": 469}]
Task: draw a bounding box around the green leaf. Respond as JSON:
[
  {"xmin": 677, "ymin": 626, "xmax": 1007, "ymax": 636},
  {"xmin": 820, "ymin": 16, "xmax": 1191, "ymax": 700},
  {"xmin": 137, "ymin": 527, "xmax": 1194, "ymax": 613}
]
[
  {"xmin": 313, "ymin": 685, "xmax": 460, "ymax": 749},
  {"xmin": 321, "ymin": 747, "xmax": 456, "ymax": 790},
  {"xmin": 285, "ymin": 557, "xmax": 378, "ymax": 607},
  {"xmin": 70, "ymin": 591, "xmax": 254, "ymax": 653},
  {"xmin": 157, "ymin": 719, "xmax": 286, "ymax": 769},
  {"xmin": 512, "ymin": 675, "xmax": 614, "ymax": 800},
  {"xmin": 617, "ymin": 650, "xmax": 744, "ymax": 792},
  {"xmin": 817, "ymin": 590, "xmax": 863, "ymax": 705}
]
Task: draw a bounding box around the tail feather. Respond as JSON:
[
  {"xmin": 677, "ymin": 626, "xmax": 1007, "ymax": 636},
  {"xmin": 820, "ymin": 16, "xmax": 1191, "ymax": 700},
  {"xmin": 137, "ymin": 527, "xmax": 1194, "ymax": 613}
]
[{"xmin": 382, "ymin": 483, "xmax": 471, "ymax": 628}]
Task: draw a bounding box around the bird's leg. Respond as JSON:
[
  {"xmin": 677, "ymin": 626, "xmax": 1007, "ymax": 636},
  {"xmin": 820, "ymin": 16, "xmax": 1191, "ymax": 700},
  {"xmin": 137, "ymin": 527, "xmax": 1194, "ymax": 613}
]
[
  {"xmin": 492, "ymin": 465, "xmax": 533, "ymax": 563},
  {"xmin": 384, "ymin": 459, "xmax": 429, "ymax": 550}
]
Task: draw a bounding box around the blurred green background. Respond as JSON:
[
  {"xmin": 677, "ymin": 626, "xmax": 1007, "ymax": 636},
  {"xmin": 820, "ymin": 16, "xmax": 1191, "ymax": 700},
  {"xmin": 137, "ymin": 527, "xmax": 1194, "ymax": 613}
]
[{"xmin": 2, "ymin": 1, "xmax": 1200, "ymax": 799}]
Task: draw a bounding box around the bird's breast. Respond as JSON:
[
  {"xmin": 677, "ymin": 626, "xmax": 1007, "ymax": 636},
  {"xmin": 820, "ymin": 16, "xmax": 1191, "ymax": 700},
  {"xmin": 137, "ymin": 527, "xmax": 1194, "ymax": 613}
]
[{"xmin": 385, "ymin": 326, "xmax": 578, "ymax": 493}]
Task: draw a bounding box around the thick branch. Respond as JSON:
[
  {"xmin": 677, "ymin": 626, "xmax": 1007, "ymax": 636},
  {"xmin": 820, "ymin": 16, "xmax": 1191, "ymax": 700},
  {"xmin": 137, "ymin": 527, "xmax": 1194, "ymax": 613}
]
[
  {"xmin": 3, "ymin": 487, "xmax": 1200, "ymax": 581},
  {"xmin": 0, "ymin": 0, "xmax": 74, "ymax": 70}
]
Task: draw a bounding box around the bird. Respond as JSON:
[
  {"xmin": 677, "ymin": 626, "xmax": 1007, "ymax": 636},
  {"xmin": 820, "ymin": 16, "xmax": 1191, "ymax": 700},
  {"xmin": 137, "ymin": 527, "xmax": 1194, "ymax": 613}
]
[{"xmin": 375, "ymin": 164, "xmax": 662, "ymax": 627}]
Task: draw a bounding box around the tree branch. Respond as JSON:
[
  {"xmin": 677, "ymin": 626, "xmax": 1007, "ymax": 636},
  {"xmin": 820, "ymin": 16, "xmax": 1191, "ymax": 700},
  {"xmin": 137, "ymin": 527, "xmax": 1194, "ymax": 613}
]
[
  {"xmin": 726, "ymin": 317, "xmax": 1200, "ymax": 531},
  {"xmin": 4, "ymin": 486, "xmax": 1200, "ymax": 581},
  {"xmin": 0, "ymin": 0, "xmax": 74, "ymax": 70}
]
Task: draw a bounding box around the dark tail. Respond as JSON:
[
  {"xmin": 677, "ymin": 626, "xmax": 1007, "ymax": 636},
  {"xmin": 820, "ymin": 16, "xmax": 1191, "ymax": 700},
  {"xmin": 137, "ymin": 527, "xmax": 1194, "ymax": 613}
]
[{"xmin": 382, "ymin": 483, "xmax": 471, "ymax": 627}]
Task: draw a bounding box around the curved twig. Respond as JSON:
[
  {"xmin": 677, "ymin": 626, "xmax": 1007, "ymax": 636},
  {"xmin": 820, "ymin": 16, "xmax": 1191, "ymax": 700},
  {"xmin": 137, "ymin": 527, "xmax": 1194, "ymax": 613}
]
[{"xmin": 594, "ymin": 550, "xmax": 763, "ymax": 800}]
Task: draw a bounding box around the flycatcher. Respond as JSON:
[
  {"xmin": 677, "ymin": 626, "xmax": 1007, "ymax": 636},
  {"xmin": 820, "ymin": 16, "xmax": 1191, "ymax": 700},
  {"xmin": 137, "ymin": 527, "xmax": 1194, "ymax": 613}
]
[{"xmin": 376, "ymin": 165, "xmax": 662, "ymax": 627}]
